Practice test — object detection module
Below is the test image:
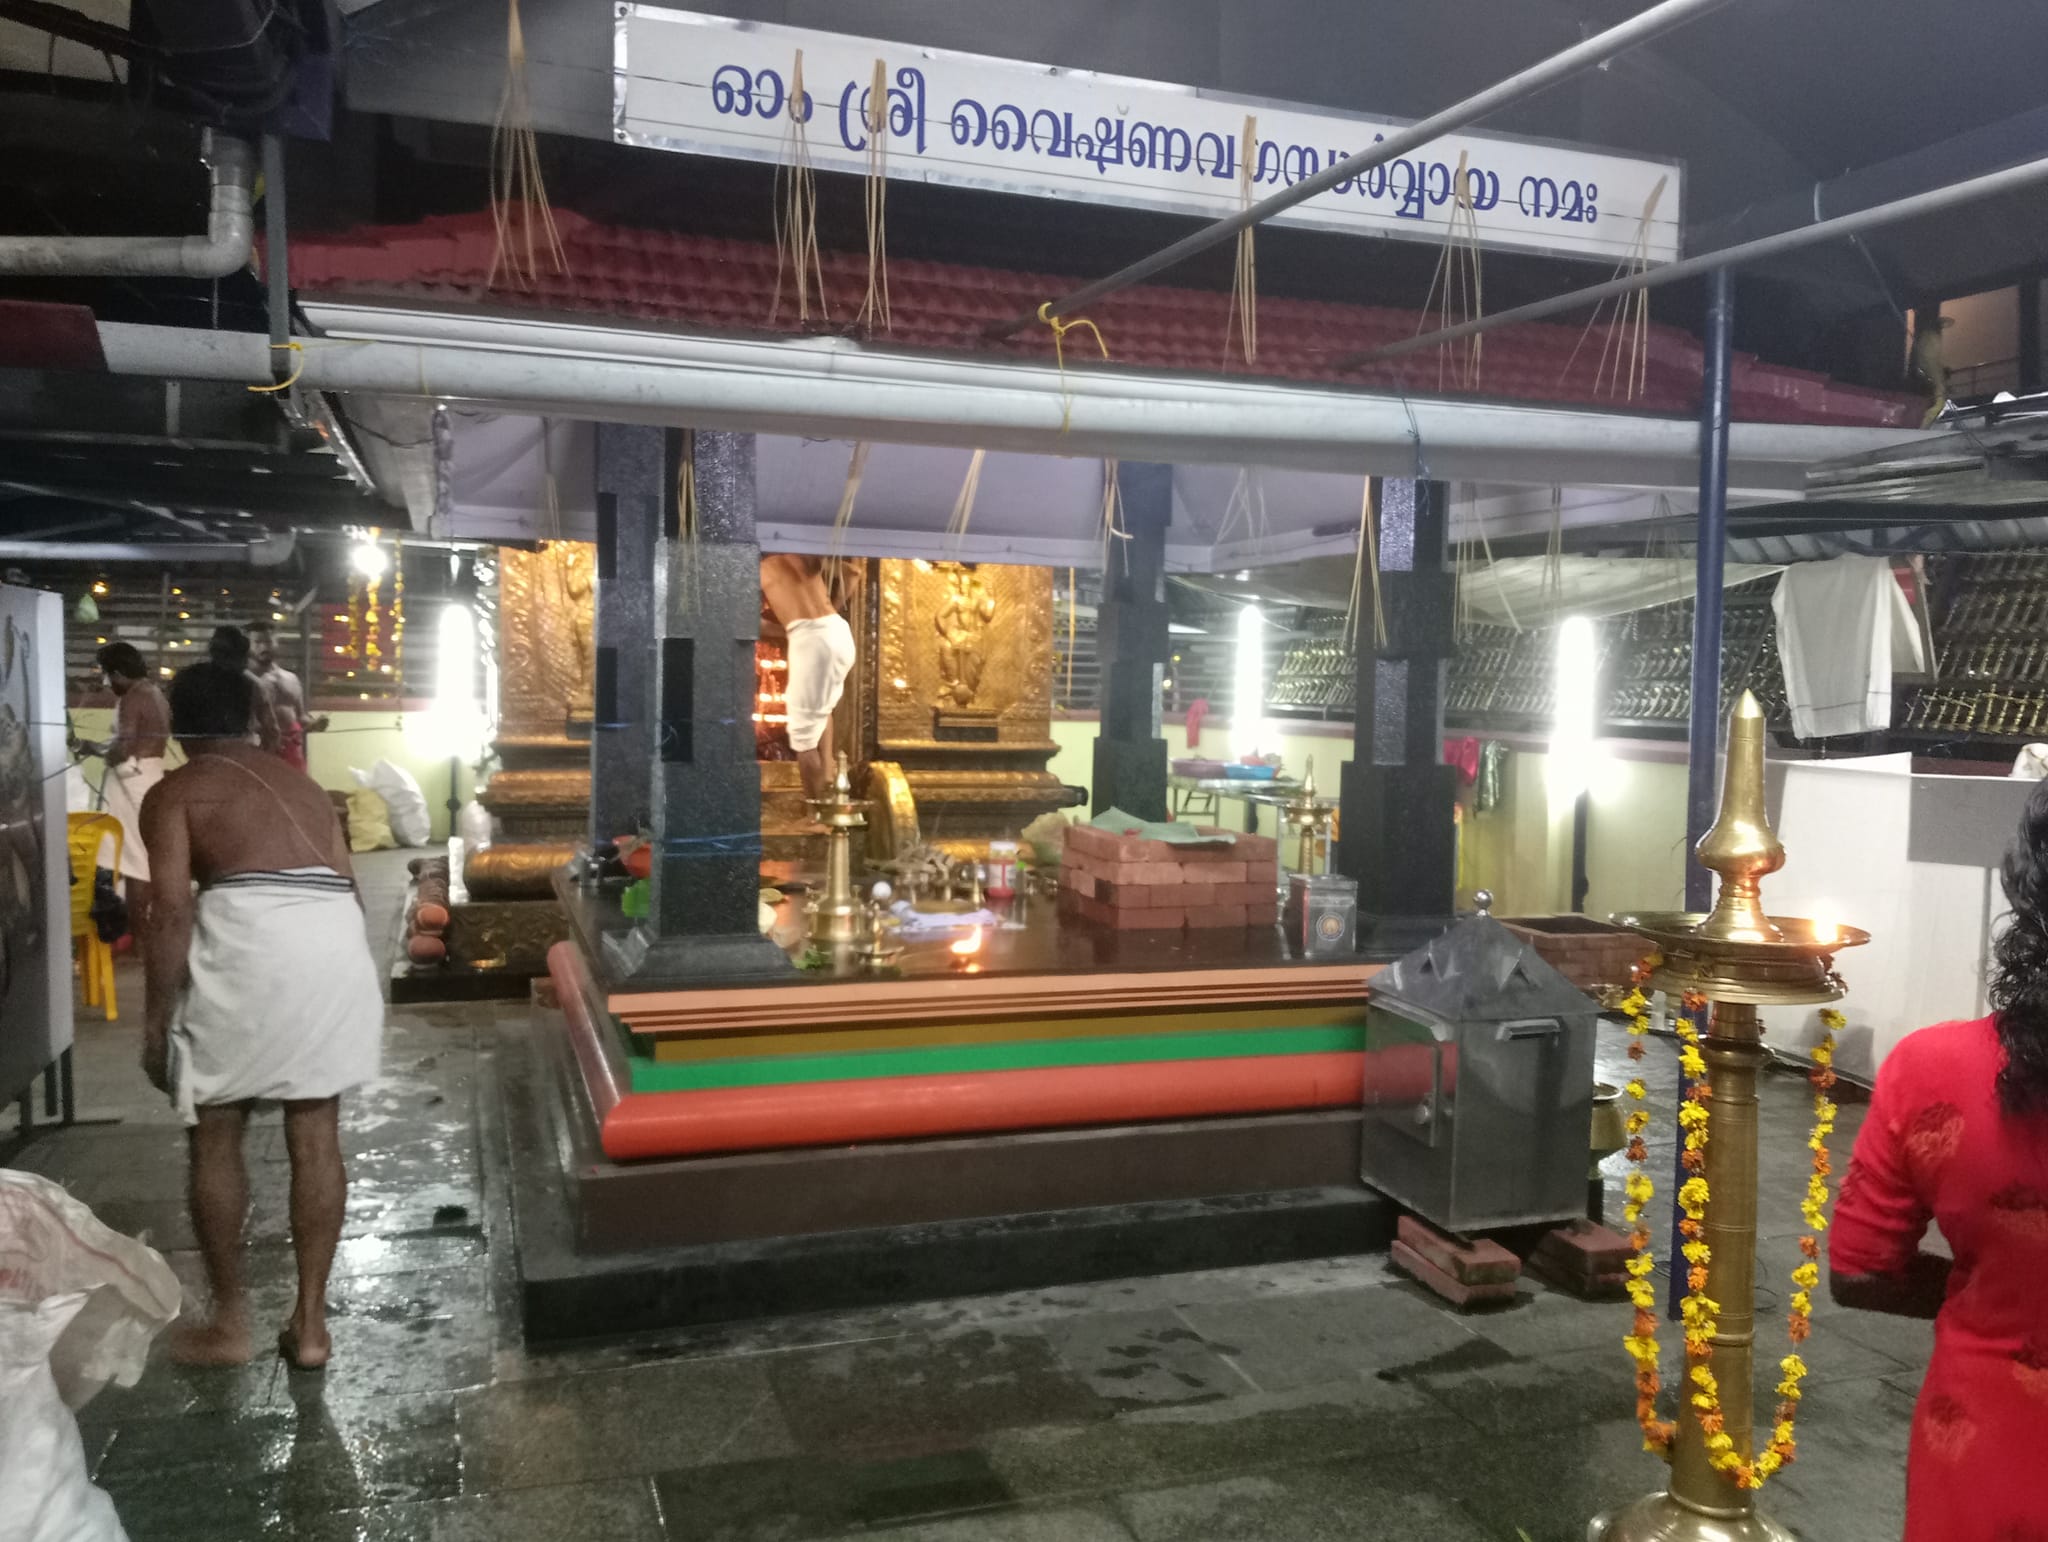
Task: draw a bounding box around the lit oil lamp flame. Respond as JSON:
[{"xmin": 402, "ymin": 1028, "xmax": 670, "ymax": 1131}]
[
  {"xmin": 1809, "ymin": 910, "xmax": 1840, "ymax": 946},
  {"xmin": 950, "ymin": 927, "xmax": 983, "ymax": 960}
]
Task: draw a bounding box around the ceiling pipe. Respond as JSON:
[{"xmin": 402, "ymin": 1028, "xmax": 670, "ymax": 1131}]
[
  {"xmin": 0, "ymin": 129, "xmax": 255, "ymax": 278},
  {"xmin": 1343, "ymin": 152, "xmax": 2048, "ymax": 369},
  {"xmin": 987, "ymin": 0, "xmax": 1736, "ymax": 337},
  {"xmin": 0, "ymin": 533, "xmax": 297, "ymax": 565},
  {"xmin": 91, "ymin": 308, "xmax": 1925, "ymax": 492}
]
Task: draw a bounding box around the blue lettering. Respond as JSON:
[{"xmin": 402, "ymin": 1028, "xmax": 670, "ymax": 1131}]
[
  {"xmin": 1194, "ymin": 130, "xmax": 1235, "ymax": 179},
  {"xmin": 1030, "ymin": 108, "xmax": 1074, "ymax": 157},
  {"xmin": 1128, "ymin": 121, "xmax": 1193, "ymax": 173},
  {"xmin": 1467, "ymin": 167, "xmax": 1501, "ymax": 210},
  {"xmin": 711, "ymin": 64, "xmax": 751, "ymax": 117},
  {"xmin": 1281, "ymin": 144, "xmax": 1320, "ymax": 185},
  {"xmin": 950, "ymin": 97, "xmax": 989, "ymax": 147}
]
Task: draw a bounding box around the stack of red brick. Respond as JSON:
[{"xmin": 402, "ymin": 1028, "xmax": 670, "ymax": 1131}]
[{"xmin": 1058, "ymin": 823, "xmax": 1280, "ymax": 931}]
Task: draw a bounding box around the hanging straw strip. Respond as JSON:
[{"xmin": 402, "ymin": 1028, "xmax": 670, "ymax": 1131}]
[
  {"xmin": 771, "ymin": 49, "xmax": 828, "ymax": 324},
  {"xmin": 1345, "ymin": 478, "xmax": 1389, "ymax": 652},
  {"xmin": 487, "ymin": 0, "xmax": 566, "ymax": 289},
  {"xmin": 856, "ymin": 58, "xmax": 892, "ymax": 333},
  {"xmin": 1225, "ymin": 115, "xmax": 1259, "ymax": 365}
]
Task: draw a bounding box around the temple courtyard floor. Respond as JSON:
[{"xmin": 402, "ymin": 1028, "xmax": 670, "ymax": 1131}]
[{"xmin": 4, "ymin": 852, "xmax": 1925, "ymax": 1541}]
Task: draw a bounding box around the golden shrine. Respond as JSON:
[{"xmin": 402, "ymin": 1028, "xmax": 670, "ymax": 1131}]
[{"xmin": 451, "ymin": 545, "xmax": 1079, "ymax": 968}]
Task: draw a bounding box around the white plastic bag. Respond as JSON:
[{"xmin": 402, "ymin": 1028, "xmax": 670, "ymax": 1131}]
[
  {"xmin": 0, "ymin": 1172, "xmax": 181, "ymax": 1411},
  {"xmin": 351, "ymin": 759, "xmax": 432, "ymax": 847},
  {"xmin": 0, "ymin": 1295, "xmax": 128, "ymax": 1542},
  {"xmin": 0, "ymin": 1172, "xmax": 181, "ymax": 1542}
]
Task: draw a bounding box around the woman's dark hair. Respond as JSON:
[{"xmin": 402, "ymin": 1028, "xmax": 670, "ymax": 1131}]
[
  {"xmin": 1988, "ymin": 776, "xmax": 2048, "ymax": 1115},
  {"xmin": 207, "ymin": 625, "xmax": 251, "ymax": 670},
  {"xmin": 166, "ymin": 662, "xmax": 253, "ymax": 742},
  {"xmin": 95, "ymin": 641, "xmax": 147, "ymax": 681}
]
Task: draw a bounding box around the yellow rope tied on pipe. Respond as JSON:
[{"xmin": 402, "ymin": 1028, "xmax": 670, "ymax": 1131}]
[
  {"xmin": 1225, "ymin": 115, "xmax": 1258, "ymax": 365},
  {"xmin": 944, "ymin": 447, "xmax": 987, "ymax": 550},
  {"xmin": 856, "ymin": 58, "xmax": 891, "ymax": 333},
  {"xmin": 1036, "ymin": 302, "xmax": 1109, "ymax": 432},
  {"xmin": 247, "ymin": 340, "xmax": 304, "ymax": 394},
  {"xmin": 487, "ymin": 0, "xmax": 566, "ymax": 289},
  {"xmin": 772, "ymin": 49, "xmax": 827, "ymax": 325},
  {"xmin": 824, "ymin": 440, "xmax": 870, "ymax": 591}
]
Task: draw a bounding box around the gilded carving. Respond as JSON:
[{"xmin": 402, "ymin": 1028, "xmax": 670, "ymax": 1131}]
[
  {"xmin": 446, "ymin": 899, "xmax": 572, "ymax": 969},
  {"xmin": 498, "ymin": 542, "xmax": 596, "ymax": 734},
  {"xmin": 876, "ymin": 559, "xmax": 1054, "ymax": 750},
  {"xmin": 463, "ymin": 842, "xmax": 579, "ymax": 900}
]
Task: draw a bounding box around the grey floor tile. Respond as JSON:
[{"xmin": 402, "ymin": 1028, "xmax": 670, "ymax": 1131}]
[
  {"xmin": 1408, "ymin": 1343, "xmax": 1642, "ymax": 1436},
  {"xmin": 1462, "ymin": 1284, "xmax": 1637, "ymax": 1360},
  {"xmin": 766, "ymin": 1328, "xmax": 1109, "ymax": 1459},
  {"xmin": 984, "ymin": 1371, "xmax": 1475, "ymax": 1500},
  {"xmin": 831, "ymin": 1508, "xmax": 1136, "ymax": 1542},
  {"xmin": 1117, "ymin": 1460, "xmax": 1496, "ymax": 1542},
  {"xmin": 98, "ymin": 1392, "xmax": 461, "ymax": 1538},
  {"xmin": 1041, "ymin": 1308, "xmax": 1254, "ymax": 1409},
  {"xmin": 1177, "ymin": 1282, "xmax": 1482, "ymax": 1392},
  {"xmin": 458, "ymin": 1356, "xmax": 795, "ymax": 1492},
  {"xmin": 305, "ymin": 1476, "xmax": 667, "ymax": 1542},
  {"xmin": 656, "ymin": 1448, "xmax": 1018, "ymax": 1541}
]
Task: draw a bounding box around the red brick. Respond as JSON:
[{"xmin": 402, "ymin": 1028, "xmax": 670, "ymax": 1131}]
[
  {"xmin": 1129, "ymin": 861, "xmax": 1187, "ymax": 886},
  {"xmin": 1097, "ymin": 881, "xmax": 1150, "ymax": 909},
  {"xmin": 1533, "ymin": 1219, "xmax": 1632, "ymax": 1275},
  {"xmin": 1397, "ymin": 1215, "xmax": 1520, "ymax": 1284},
  {"xmin": 1186, "ymin": 903, "xmax": 1249, "ymax": 930},
  {"xmin": 1178, "ymin": 845, "xmax": 1240, "ymax": 865},
  {"xmin": 1064, "ymin": 824, "xmax": 1133, "ymax": 862},
  {"xmin": 1231, "ymin": 831, "xmax": 1280, "ymax": 861},
  {"xmin": 1391, "ymin": 1239, "xmax": 1520, "ymax": 1308},
  {"xmin": 1246, "ymin": 902, "xmax": 1279, "ymax": 928},
  {"xmin": 1108, "ymin": 906, "xmax": 1185, "ymax": 930},
  {"xmin": 1244, "ymin": 860, "xmax": 1280, "ymax": 887},
  {"xmin": 1174, "ymin": 881, "xmax": 1217, "ymax": 909},
  {"xmin": 1526, "ymin": 1253, "xmax": 1629, "ymax": 1300},
  {"xmin": 1061, "ymin": 870, "xmax": 1097, "ymax": 900}
]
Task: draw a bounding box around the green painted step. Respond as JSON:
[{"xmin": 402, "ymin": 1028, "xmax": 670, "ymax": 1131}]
[{"xmin": 626, "ymin": 1024, "xmax": 1366, "ymax": 1093}]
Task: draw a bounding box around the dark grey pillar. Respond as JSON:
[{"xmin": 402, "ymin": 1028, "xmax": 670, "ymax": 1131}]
[
  {"xmin": 1335, "ymin": 478, "xmax": 1458, "ymax": 956},
  {"xmin": 589, "ymin": 423, "xmax": 660, "ymax": 846},
  {"xmin": 604, "ymin": 430, "xmax": 791, "ymax": 983},
  {"xmin": 1090, "ymin": 461, "xmax": 1171, "ymax": 821}
]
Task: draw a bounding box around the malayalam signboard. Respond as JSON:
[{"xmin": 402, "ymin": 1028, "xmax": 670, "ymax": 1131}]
[{"xmin": 614, "ymin": 7, "xmax": 1683, "ymax": 265}]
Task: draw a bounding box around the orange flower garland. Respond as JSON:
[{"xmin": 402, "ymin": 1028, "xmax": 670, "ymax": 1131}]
[{"xmin": 1620, "ymin": 986, "xmax": 1845, "ymax": 1490}]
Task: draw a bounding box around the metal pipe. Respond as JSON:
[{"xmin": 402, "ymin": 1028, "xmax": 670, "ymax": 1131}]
[
  {"xmin": 988, "ymin": 0, "xmax": 1736, "ymax": 336},
  {"xmin": 1685, "ymin": 269, "xmax": 1734, "ymax": 914},
  {"xmin": 96, "ymin": 313, "xmax": 1922, "ymax": 491},
  {"xmin": 0, "ymin": 535, "xmax": 297, "ymax": 565},
  {"xmin": 0, "ymin": 130, "xmax": 255, "ymax": 278},
  {"xmin": 1344, "ymin": 152, "xmax": 2048, "ymax": 369},
  {"xmin": 262, "ymin": 133, "xmax": 293, "ymax": 387}
]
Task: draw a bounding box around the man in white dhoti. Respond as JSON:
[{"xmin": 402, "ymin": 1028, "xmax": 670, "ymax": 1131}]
[
  {"xmin": 761, "ymin": 553, "xmax": 856, "ymax": 803},
  {"xmin": 81, "ymin": 642, "xmax": 169, "ymax": 932},
  {"xmin": 140, "ymin": 662, "xmax": 383, "ymax": 1369}
]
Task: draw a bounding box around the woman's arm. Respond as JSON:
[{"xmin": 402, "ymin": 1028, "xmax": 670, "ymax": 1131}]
[{"xmin": 1830, "ymin": 1251, "xmax": 1951, "ymax": 1319}]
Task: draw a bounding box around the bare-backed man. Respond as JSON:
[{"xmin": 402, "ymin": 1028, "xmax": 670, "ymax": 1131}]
[{"xmin": 141, "ymin": 662, "xmax": 383, "ymax": 1369}]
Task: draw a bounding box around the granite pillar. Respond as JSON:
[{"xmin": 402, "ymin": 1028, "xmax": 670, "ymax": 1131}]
[
  {"xmin": 1091, "ymin": 461, "xmax": 1171, "ymax": 822},
  {"xmin": 589, "ymin": 422, "xmax": 660, "ymax": 847},
  {"xmin": 1336, "ymin": 478, "xmax": 1458, "ymax": 956},
  {"xmin": 604, "ymin": 430, "xmax": 792, "ymax": 983}
]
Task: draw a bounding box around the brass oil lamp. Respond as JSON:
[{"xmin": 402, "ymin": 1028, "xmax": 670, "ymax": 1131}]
[
  {"xmin": 805, "ymin": 752, "xmax": 869, "ymax": 956},
  {"xmin": 1276, "ymin": 756, "xmax": 1337, "ymax": 877},
  {"xmin": 1593, "ymin": 691, "xmax": 1868, "ymax": 1542}
]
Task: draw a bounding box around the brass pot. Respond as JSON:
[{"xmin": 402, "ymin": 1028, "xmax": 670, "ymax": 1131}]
[{"xmin": 1589, "ymin": 1080, "xmax": 1628, "ymax": 1178}]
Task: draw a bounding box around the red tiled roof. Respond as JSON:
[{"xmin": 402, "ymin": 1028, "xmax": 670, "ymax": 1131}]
[{"xmin": 278, "ymin": 209, "xmax": 1918, "ymax": 430}]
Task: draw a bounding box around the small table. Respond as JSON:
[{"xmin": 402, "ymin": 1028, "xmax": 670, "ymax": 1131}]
[{"xmin": 1168, "ymin": 774, "xmax": 1304, "ymax": 834}]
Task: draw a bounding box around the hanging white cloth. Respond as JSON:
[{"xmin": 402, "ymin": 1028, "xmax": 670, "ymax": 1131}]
[{"xmin": 1772, "ymin": 555, "xmax": 1925, "ymax": 740}]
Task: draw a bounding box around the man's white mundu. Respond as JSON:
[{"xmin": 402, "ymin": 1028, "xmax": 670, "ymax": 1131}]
[{"xmin": 167, "ymin": 867, "xmax": 383, "ymax": 1123}]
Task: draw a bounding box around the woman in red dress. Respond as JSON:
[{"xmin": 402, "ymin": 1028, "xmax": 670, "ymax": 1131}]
[{"xmin": 1830, "ymin": 784, "xmax": 2048, "ymax": 1541}]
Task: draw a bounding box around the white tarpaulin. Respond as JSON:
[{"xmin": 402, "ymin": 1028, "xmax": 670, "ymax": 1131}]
[{"xmin": 1453, "ymin": 555, "xmax": 1784, "ymax": 631}]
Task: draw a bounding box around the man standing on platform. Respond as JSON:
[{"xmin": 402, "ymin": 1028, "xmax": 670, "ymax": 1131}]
[
  {"xmin": 248, "ymin": 620, "xmax": 326, "ymax": 772},
  {"xmin": 761, "ymin": 554, "xmax": 855, "ymax": 803},
  {"xmin": 82, "ymin": 641, "xmax": 170, "ymax": 932}
]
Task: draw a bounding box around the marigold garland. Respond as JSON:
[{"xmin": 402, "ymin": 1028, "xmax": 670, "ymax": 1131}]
[{"xmin": 1618, "ymin": 985, "xmax": 1845, "ymax": 1490}]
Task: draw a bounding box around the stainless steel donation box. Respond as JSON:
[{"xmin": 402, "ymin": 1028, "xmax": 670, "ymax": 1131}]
[{"xmin": 1359, "ymin": 914, "xmax": 1599, "ymax": 1232}]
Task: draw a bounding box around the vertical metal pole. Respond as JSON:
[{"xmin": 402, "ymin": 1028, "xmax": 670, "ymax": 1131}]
[
  {"xmin": 1672, "ymin": 268, "xmax": 1734, "ymax": 1323},
  {"xmin": 1685, "ymin": 269, "xmax": 1734, "ymax": 913},
  {"xmin": 261, "ymin": 134, "xmax": 291, "ymax": 387}
]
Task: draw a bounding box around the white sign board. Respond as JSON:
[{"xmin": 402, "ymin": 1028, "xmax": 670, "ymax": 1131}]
[{"xmin": 614, "ymin": 7, "xmax": 1683, "ymax": 265}]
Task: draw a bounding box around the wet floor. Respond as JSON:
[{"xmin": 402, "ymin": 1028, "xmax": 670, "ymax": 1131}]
[{"xmin": 5, "ymin": 854, "xmax": 1924, "ymax": 1540}]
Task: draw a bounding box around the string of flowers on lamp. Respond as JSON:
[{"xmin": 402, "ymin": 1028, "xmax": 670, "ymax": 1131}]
[{"xmin": 1619, "ymin": 980, "xmax": 1845, "ymax": 1489}]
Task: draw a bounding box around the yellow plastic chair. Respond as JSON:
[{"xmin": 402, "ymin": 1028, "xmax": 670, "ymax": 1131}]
[{"xmin": 67, "ymin": 812, "xmax": 122, "ymax": 1021}]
